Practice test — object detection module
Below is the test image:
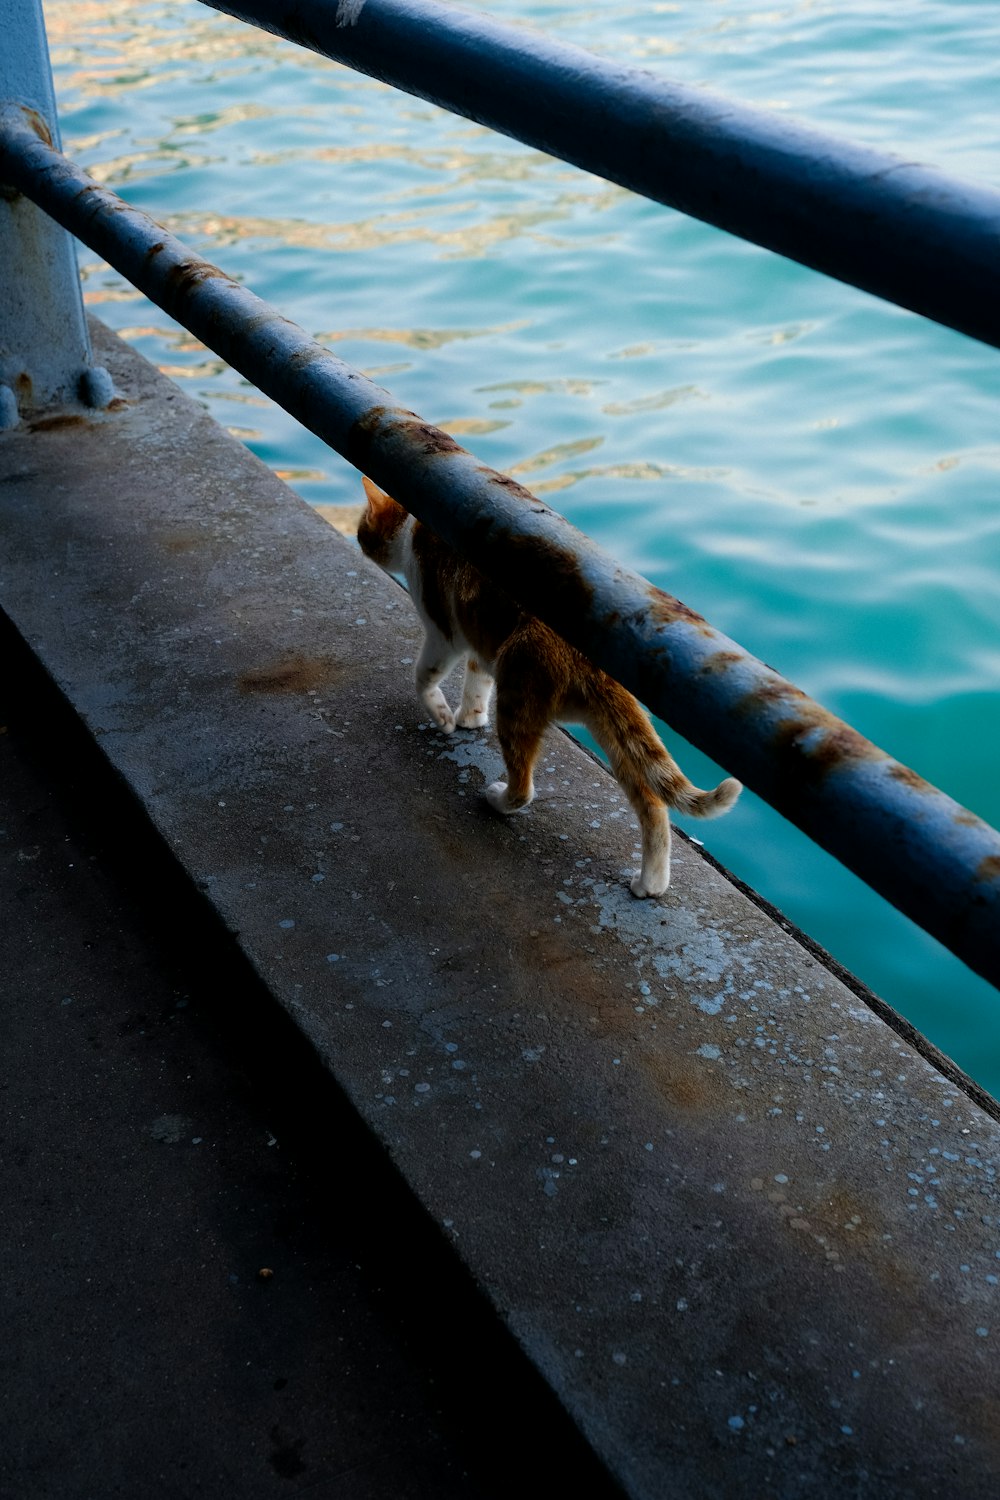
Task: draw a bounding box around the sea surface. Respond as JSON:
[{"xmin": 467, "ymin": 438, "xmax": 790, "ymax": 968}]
[{"xmin": 44, "ymin": 0, "xmax": 1000, "ymax": 1091}]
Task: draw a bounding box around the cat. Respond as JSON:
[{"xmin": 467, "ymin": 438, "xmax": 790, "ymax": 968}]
[{"xmin": 358, "ymin": 476, "xmax": 742, "ymax": 897}]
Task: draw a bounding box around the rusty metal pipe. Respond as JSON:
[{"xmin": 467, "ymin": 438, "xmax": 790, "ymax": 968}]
[
  {"xmin": 198, "ymin": 0, "xmax": 1000, "ymax": 351},
  {"xmin": 2, "ymin": 107, "xmax": 998, "ymax": 988}
]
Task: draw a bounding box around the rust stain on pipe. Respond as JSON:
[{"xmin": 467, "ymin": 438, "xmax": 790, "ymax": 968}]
[
  {"xmin": 164, "ymin": 259, "xmax": 239, "ymax": 298},
  {"xmin": 20, "ymin": 106, "xmax": 53, "ymax": 147},
  {"xmin": 700, "ymin": 650, "xmax": 744, "ymax": 676},
  {"xmin": 737, "ymin": 681, "xmax": 888, "ymax": 783},
  {"xmin": 886, "ymin": 762, "xmax": 936, "ymax": 795},
  {"xmin": 646, "ymin": 585, "xmax": 713, "ymax": 633}
]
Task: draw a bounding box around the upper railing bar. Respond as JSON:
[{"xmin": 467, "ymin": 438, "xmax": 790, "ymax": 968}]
[
  {"xmin": 200, "ymin": 0, "xmax": 1000, "ymax": 352},
  {"xmin": 2, "ymin": 104, "xmax": 997, "ymax": 989}
]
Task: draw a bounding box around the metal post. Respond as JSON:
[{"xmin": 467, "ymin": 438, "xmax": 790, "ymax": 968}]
[{"xmin": 0, "ymin": 0, "xmax": 112, "ymax": 425}]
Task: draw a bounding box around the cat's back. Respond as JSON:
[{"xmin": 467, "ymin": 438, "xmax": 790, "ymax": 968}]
[{"xmin": 410, "ymin": 521, "xmax": 523, "ymax": 662}]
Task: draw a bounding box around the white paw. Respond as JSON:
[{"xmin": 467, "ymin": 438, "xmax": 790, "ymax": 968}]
[
  {"xmin": 421, "ymin": 686, "xmax": 456, "ymax": 733},
  {"xmin": 485, "ymin": 782, "xmax": 532, "ymax": 815},
  {"xmin": 456, "ymin": 709, "xmax": 489, "ymax": 729},
  {"xmin": 485, "ymin": 781, "xmax": 510, "ymax": 814},
  {"xmin": 429, "ymin": 705, "xmax": 456, "ymax": 733},
  {"xmin": 630, "ymin": 873, "xmax": 669, "ymax": 899}
]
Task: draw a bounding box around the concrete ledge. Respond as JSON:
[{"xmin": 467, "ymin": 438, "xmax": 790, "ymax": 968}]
[{"xmin": 4, "ymin": 320, "xmax": 1000, "ymax": 1497}]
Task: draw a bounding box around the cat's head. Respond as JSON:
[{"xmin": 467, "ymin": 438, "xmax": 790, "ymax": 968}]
[{"xmin": 358, "ymin": 476, "xmax": 410, "ymax": 571}]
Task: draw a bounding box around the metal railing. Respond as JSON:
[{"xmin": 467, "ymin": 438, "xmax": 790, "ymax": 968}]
[{"xmin": 2, "ymin": 0, "xmax": 999, "ymax": 989}]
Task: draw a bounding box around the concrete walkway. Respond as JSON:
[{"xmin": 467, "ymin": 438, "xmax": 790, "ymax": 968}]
[{"xmin": 3, "ymin": 320, "xmax": 1000, "ymax": 1497}]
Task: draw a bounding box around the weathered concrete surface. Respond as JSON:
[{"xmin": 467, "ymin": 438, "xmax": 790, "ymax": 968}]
[{"xmin": 3, "ymin": 320, "xmax": 1000, "ymax": 1497}]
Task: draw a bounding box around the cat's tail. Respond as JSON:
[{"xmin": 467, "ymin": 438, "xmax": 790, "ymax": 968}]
[
  {"xmin": 590, "ymin": 678, "xmax": 742, "ymax": 819},
  {"xmin": 663, "ymin": 768, "xmax": 743, "ymax": 820}
]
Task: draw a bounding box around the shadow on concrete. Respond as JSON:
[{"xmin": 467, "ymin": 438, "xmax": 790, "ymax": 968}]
[{"xmin": 0, "ymin": 618, "xmax": 621, "ymax": 1498}]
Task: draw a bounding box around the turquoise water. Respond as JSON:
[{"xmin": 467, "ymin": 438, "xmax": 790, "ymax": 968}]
[{"xmin": 46, "ymin": 1, "xmax": 1000, "ymax": 1089}]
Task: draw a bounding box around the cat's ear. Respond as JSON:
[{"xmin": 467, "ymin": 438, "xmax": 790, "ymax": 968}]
[{"xmin": 362, "ymin": 475, "xmax": 395, "ymax": 514}]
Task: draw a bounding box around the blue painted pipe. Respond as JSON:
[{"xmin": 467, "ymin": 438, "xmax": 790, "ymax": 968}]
[
  {"xmin": 198, "ymin": 0, "xmax": 1000, "ymax": 351},
  {"xmin": 2, "ymin": 107, "xmax": 998, "ymax": 989}
]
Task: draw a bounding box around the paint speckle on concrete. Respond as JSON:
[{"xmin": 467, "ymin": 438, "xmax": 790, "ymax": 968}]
[
  {"xmin": 148, "ymin": 1114, "xmax": 193, "ymax": 1144},
  {"xmin": 437, "ymin": 736, "xmax": 504, "ymax": 780},
  {"xmin": 697, "ymin": 994, "xmax": 727, "ymax": 1016},
  {"xmin": 539, "ymin": 1166, "xmax": 560, "ymax": 1197}
]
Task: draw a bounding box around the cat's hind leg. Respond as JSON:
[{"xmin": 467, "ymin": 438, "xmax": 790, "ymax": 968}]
[
  {"xmin": 415, "ymin": 626, "xmax": 463, "ymax": 733},
  {"xmin": 582, "ymin": 690, "xmax": 672, "ymax": 898},
  {"xmin": 485, "ymin": 711, "xmax": 543, "ymax": 813},
  {"xmin": 485, "ymin": 647, "xmax": 550, "ymax": 814},
  {"xmin": 628, "ymin": 791, "xmax": 672, "ymax": 898},
  {"xmin": 456, "ymin": 657, "xmax": 494, "ymax": 729}
]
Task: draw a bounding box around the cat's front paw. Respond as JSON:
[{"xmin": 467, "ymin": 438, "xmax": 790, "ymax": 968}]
[
  {"xmin": 455, "ymin": 708, "xmax": 489, "ymax": 730},
  {"xmin": 421, "ymin": 686, "xmax": 456, "ymax": 733},
  {"xmin": 428, "ymin": 703, "xmax": 456, "ymax": 733},
  {"xmin": 630, "ymin": 873, "xmax": 669, "ymax": 899}
]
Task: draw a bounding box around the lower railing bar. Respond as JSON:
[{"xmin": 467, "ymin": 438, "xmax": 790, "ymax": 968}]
[
  {"xmin": 201, "ymin": 0, "xmax": 1000, "ymax": 352},
  {"xmin": 2, "ymin": 105, "xmax": 997, "ymax": 989}
]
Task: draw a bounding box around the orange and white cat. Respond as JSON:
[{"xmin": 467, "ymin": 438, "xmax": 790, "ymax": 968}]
[{"xmin": 358, "ymin": 476, "xmax": 741, "ymax": 897}]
